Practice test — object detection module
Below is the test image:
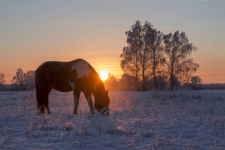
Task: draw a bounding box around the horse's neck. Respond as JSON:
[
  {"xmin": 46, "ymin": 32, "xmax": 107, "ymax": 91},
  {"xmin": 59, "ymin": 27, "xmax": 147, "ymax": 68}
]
[{"xmin": 94, "ymin": 83, "xmax": 104, "ymax": 98}]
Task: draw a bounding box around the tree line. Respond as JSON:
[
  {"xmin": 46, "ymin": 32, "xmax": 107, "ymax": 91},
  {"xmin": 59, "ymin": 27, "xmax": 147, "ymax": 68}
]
[
  {"xmin": 0, "ymin": 69, "xmax": 35, "ymax": 91},
  {"xmin": 120, "ymin": 20, "xmax": 199, "ymax": 91},
  {"xmin": 104, "ymin": 73, "xmax": 225, "ymax": 91},
  {"xmin": 1, "ymin": 69, "xmax": 221, "ymax": 92}
]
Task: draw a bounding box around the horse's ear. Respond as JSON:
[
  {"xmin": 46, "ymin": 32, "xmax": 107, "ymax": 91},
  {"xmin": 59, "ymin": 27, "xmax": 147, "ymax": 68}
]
[{"xmin": 106, "ymin": 90, "xmax": 109, "ymax": 95}]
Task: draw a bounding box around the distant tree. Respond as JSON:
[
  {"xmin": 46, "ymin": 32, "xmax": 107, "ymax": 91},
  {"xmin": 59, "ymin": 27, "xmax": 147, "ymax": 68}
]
[
  {"xmin": 11, "ymin": 68, "xmax": 25, "ymax": 90},
  {"xmin": 119, "ymin": 73, "xmax": 136, "ymax": 91},
  {"xmin": 11, "ymin": 68, "xmax": 35, "ymax": 91},
  {"xmin": 120, "ymin": 20, "xmax": 142, "ymax": 91},
  {"xmin": 27, "ymin": 71, "xmax": 35, "ymax": 90},
  {"xmin": 0, "ymin": 73, "xmax": 5, "ymax": 85},
  {"xmin": 0, "ymin": 73, "xmax": 5, "ymax": 91},
  {"xmin": 162, "ymin": 31, "xmax": 199, "ymax": 90},
  {"xmin": 11, "ymin": 68, "xmax": 24, "ymax": 84},
  {"xmin": 104, "ymin": 73, "xmax": 121, "ymax": 91},
  {"xmin": 191, "ymin": 76, "xmax": 203, "ymax": 90}
]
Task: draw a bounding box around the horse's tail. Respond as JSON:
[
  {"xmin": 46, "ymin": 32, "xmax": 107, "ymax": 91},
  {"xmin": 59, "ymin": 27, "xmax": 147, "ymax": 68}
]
[{"xmin": 35, "ymin": 77, "xmax": 46, "ymax": 113}]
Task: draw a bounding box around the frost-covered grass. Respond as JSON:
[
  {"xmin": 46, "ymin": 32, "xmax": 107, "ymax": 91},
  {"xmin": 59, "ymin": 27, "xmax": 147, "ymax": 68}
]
[{"xmin": 0, "ymin": 90, "xmax": 225, "ymax": 149}]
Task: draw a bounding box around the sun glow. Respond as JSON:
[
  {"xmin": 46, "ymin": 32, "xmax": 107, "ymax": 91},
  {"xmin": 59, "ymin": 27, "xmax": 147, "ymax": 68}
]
[{"xmin": 99, "ymin": 71, "xmax": 108, "ymax": 81}]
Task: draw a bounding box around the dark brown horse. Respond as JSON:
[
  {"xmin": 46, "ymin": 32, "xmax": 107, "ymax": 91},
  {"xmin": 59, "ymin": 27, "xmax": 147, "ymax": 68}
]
[{"xmin": 35, "ymin": 59, "xmax": 110, "ymax": 115}]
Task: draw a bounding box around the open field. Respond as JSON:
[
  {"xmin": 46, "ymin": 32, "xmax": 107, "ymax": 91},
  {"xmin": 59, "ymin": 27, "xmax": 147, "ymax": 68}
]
[{"xmin": 0, "ymin": 90, "xmax": 225, "ymax": 149}]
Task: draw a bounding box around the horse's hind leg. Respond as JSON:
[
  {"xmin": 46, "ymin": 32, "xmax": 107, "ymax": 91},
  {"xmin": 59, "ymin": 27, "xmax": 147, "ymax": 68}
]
[
  {"xmin": 36, "ymin": 79, "xmax": 51, "ymax": 114},
  {"xmin": 42, "ymin": 87, "xmax": 51, "ymax": 114},
  {"xmin": 45, "ymin": 88, "xmax": 51, "ymax": 114},
  {"xmin": 36, "ymin": 83, "xmax": 44, "ymax": 114},
  {"xmin": 73, "ymin": 90, "xmax": 81, "ymax": 114}
]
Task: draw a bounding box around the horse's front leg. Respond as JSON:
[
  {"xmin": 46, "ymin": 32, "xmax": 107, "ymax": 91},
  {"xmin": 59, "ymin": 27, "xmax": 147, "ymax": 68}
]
[
  {"xmin": 73, "ymin": 91, "xmax": 80, "ymax": 114},
  {"xmin": 85, "ymin": 96, "xmax": 95, "ymax": 114}
]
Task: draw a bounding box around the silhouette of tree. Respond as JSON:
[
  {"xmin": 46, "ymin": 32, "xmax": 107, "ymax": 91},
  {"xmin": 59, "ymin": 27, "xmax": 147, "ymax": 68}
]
[
  {"xmin": 162, "ymin": 31, "xmax": 199, "ymax": 90},
  {"xmin": 191, "ymin": 76, "xmax": 203, "ymax": 90},
  {"xmin": 121, "ymin": 21, "xmax": 200, "ymax": 91},
  {"xmin": 120, "ymin": 20, "xmax": 142, "ymax": 91},
  {"xmin": 11, "ymin": 68, "xmax": 24, "ymax": 85},
  {"xmin": 140, "ymin": 21, "xmax": 152, "ymax": 91},
  {"xmin": 26, "ymin": 71, "xmax": 35, "ymax": 90},
  {"xmin": 0, "ymin": 73, "xmax": 5, "ymax": 85},
  {"xmin": 121, "ymin": 21, "xmax": 165, "ymax": 91},
  {"xmin": 142, "ymin": 21, "xmax": 164, "ymax": 90},
  {"xmin": 11, "ymin": 68, "xmax": 35, "ymax": 90},
  {"xmin": 120, "ymin": 73, "xmax": 136, "ymax": 91},
  {"xmin": 0, "ymin": 73, "xmax": 5, "ymax": 91}
]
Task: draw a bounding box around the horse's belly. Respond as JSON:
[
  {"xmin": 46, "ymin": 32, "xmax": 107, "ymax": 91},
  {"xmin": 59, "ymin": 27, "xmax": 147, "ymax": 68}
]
[{"xmin": 50, "ymin": 81, "xmax": 72, "ymax": 92}]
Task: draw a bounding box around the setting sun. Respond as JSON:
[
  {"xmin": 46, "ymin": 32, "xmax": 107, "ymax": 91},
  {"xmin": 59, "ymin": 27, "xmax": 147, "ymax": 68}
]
[{"xmin": 99, "ymin": 71, "xmax": 108, "ymax": 81}]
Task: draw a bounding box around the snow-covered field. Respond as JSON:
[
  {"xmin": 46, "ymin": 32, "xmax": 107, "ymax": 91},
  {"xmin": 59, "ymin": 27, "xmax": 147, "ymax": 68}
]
[{"xmin": 1, "ymin": 90, "xmax": 225, "ymax": 149}]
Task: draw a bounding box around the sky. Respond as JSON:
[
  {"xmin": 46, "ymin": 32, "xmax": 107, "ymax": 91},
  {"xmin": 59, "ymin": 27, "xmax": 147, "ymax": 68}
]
[{"xmin": 0, "ymin": 0, "xmax": 225, "ymax": 84}]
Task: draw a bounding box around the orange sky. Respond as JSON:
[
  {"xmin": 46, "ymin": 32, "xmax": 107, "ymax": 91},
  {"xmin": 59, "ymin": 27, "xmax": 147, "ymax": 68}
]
[{"xmin": 1, "ymin": 0, "xmax": 225, "ymax": 84}]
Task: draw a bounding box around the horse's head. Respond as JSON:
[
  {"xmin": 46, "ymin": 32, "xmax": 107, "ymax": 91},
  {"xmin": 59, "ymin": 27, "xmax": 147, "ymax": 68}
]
[{"xmin": 94, "ymin": 89, "xmax": 110, "ymax": 115}]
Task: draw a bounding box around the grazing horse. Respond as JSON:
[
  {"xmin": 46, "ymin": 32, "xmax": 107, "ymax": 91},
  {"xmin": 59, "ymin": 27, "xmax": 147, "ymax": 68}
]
[{"xmin": 35, "ymin": 59, "xmax": 110, "ymax": 115}]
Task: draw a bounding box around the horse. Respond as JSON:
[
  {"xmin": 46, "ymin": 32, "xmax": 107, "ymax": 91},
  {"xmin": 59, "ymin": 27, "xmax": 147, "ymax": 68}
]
[{"xmin": 35, "ymin": 59, "xmax": 110, "ymax": 115}]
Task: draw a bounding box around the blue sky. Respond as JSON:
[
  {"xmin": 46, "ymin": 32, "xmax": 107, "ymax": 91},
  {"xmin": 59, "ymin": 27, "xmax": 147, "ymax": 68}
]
[{"xmin": 0, "ymin": 0, "xmax": 224, "ymax": 83}]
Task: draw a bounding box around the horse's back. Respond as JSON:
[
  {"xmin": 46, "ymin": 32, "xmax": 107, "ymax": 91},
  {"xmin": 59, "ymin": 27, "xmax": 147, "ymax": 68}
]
[
  {"xmin": 35, "ymin": 59, "xmax": 99, "ymax": 92},
  {"xmin": 35, "ymin": 59, "xmax": 84, "ymax": 78}
]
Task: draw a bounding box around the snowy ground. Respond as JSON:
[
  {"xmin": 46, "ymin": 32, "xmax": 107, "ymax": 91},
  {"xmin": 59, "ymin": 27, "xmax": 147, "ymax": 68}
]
[{"xmin": 1, "ymin": 90, "xmax": 225, "ymax": 149}]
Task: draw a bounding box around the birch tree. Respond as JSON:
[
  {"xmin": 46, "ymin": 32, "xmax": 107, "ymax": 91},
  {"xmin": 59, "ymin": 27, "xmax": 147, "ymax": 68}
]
[
  {"xmin": 140, "ymin": 21, "xmax": 152, "ymax": 91},
  {"xmin": 120, "ymin": 20, "xmax": 142, "ymax": 91},
  {"xmin": 162, "ymin": 31, "xmax": 199, "ymax": 90},
  {"xmin": 142, "ymin": 21, "xmax": 164, "ymax": 90}
]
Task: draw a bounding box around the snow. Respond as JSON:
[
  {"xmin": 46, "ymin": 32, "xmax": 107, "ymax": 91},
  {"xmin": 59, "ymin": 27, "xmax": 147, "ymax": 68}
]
[{"xmin": 0, "ymin": 90, "xmax": 225, "ymax": 149}]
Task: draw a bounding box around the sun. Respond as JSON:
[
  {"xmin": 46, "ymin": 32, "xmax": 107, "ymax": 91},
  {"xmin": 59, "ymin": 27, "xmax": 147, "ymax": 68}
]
[{"xmin": 99, "ymin": 71, "xmax": 108, "ymax": 81}]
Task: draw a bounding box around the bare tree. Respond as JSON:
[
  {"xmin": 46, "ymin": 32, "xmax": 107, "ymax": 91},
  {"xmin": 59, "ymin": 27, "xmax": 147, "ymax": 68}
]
[
  {"xmin": 12, "ymin": 68, "xmax": 25, "ymax": 90},
  {"xmin": 27, "ymin": 71, "xmax": 35, "ymax": 90},
  {"xmin": 0, "ymin": 73, "xmax": 5, "ymax": 84},
  {"xmin": 162, "ymin": 31, "xmax": 199, "ymax": 90},
  {"xmin": 121, "ymin": 21, "xmax": 164, "ymax": 91},
  {"xmin": 191, "ymin": 76, "xmax": 203, "ymax": 90},
  {"xmin": 11, "ymin": 68, "xmax": 35, "ymax": 91},
  {"xmin": 120, "ymin": 20, "xmax": 143, "ymax": 91},
  {"xmin": 0, "ymin": 73, "xmax": 5, "ymax": 91},
  {"xmin": 140, "ymin": 21, "xmax": 152, "ymax": 91},
  {"xmin": 142, "ymin": 21, "xmax": 164, "ymax": 90}
]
